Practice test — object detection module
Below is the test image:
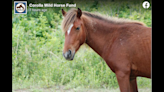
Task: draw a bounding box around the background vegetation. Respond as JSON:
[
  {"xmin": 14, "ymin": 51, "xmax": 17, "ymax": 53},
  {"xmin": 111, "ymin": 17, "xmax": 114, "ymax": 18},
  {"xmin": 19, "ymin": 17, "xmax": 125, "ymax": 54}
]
[{"xmin": 12, "ymin": 0, "xmax": 151, "ymax": 91}]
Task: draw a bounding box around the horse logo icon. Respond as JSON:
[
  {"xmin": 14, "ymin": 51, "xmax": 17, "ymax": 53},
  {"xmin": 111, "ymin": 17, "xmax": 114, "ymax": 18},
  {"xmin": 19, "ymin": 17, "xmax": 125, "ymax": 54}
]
[{"xmin": 14, "ymin": 1, "xmax": 27, "ymax": 14}]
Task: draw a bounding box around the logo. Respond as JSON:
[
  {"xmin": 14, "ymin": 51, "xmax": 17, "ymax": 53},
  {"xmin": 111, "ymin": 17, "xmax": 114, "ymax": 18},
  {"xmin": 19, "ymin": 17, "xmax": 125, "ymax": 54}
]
[
  {"xmin": 14, "ymin": 1, "xmax": 27, "ymax": 14},
  {"xmin": 142, "ymin": 1, "xmax": 150, "ymax": 9}
]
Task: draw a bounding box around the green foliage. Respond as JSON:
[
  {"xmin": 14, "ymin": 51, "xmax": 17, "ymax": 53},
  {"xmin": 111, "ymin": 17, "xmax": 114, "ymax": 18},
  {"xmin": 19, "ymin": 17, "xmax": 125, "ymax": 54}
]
[{"xmin": 12, "ymin": 0, "xmax": 151, "ymax": 90}]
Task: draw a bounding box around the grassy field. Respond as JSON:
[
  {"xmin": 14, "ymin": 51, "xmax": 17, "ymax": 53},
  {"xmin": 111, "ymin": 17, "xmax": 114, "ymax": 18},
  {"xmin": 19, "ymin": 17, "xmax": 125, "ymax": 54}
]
[
  {"xmin": 13, "ymin": 87, "xmax": 151, "ymax": 92},
  {"xmin": 12, "ymin": 0, "xmax": 151, "ymax": 91}
]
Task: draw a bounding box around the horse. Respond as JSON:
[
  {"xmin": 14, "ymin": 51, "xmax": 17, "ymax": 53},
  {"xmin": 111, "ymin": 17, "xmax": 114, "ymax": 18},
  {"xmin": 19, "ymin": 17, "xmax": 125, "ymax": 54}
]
[
  {"xmin": 61, "ymin": 8, "xmax": 151, "ymax": 92},
  {"xmin": 17, "ymin": 5, "xmax": 24, "ymax": 10}
]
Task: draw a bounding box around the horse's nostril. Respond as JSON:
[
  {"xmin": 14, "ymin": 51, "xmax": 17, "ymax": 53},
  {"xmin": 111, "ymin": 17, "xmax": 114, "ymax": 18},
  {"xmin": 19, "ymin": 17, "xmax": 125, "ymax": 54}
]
[
  {"xmin": 67, "ymin": 50, "xmax": 71, "ymax": 58},
  {"xmin": 68, "ymin": 50, "xmax": 71, "ymax": 55}
]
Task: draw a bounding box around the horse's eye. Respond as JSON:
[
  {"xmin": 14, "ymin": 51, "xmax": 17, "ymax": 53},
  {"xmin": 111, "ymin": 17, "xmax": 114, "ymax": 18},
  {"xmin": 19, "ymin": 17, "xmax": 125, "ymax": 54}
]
[{"xmin": 76, "ymin": 27, "xmax": 80, "ymax": 30}]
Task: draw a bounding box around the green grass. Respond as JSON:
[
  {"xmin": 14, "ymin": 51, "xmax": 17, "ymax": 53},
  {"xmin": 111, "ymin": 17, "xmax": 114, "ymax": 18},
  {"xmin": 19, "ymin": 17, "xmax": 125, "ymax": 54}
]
[{"xmin": 12, "ymin": 0, "xmax": 151, "ymax": 91}]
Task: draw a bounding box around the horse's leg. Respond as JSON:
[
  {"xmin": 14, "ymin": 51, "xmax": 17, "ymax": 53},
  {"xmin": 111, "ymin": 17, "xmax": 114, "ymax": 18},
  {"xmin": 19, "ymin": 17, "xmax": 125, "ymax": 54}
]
[
  {"xmin": 116, "ymin": 71, "xmax": 130, "ymax": 92},
  {"xmin": 130, "ymin": 77, "xmax": 138, "ymax": 92}
]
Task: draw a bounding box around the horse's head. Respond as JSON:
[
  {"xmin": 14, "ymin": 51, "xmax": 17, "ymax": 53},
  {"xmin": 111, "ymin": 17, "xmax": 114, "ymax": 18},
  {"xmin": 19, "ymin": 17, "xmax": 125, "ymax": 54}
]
[{"xmin": 61, "ymin": 8, "xmax": 86, "ymax": 60}]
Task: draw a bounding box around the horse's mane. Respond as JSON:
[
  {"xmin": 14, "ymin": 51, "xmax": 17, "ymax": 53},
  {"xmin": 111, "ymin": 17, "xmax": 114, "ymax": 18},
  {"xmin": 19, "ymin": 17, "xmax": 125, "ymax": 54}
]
[{"xmin": 61, "ymin": 8, "xmax": 145, "ymax": 33}]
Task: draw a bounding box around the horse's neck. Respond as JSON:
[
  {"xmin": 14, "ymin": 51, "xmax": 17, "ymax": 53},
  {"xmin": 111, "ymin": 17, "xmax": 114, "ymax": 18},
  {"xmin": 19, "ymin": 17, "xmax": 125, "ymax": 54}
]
[{"xmin": 83, "ymin": 17, "xmax": 118, "ymax": 57}]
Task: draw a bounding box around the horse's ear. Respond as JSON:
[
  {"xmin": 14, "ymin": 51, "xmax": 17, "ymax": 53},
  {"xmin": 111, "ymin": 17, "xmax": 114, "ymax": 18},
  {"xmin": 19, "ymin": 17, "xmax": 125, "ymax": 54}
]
[
  {"xmin": 62, "ymin": 9, "xmax": 66, "ymax": 17},
  {"xmin": 77, "ymin": 8, "xmax": 82, "ymax": 19}
]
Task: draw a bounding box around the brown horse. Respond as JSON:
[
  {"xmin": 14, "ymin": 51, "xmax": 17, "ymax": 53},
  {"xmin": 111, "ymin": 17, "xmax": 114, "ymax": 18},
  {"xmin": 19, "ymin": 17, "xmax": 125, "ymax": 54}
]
[{"xmin": 61, "ymin": 8, "xmax": 151, "ymax": 92}]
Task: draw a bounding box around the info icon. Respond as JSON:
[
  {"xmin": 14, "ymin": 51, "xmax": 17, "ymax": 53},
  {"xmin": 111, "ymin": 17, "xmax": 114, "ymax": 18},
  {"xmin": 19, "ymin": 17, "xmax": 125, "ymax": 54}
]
[{"xmin": 14, "ymin": 1, "xmax": 27, "ymax": 14}]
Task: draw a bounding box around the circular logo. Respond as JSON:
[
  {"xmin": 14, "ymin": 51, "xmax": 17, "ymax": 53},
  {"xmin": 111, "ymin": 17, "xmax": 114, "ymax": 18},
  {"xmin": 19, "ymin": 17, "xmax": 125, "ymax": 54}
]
[
  {"xmin": 142, "ymin": 1, "xmax": 150, "ymax": 9},
  {"xmin": 16, "ymin": 3, "xmax": 25, "ymax": 13}
]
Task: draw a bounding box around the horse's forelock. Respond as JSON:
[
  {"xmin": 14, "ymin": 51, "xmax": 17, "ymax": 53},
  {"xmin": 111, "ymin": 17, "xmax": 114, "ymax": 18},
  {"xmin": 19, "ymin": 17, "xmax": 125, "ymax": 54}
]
[{"xmin": 62, "ymin": 8, "xmax": 77, "ymax": 33}]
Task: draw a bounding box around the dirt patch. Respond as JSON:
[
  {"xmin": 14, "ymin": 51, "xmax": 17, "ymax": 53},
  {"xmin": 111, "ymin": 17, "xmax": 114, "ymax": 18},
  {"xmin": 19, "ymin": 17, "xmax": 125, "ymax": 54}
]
[{"xmin": 13, "ymin": 86, "xmax": 151, "ymax": 92}]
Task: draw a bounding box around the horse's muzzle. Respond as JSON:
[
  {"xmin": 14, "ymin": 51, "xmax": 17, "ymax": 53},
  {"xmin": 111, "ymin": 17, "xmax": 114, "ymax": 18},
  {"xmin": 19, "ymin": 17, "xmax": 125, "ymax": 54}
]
[{"xmin": 63, "ymin": 50, "xmax": 75, "ymax": 60}]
